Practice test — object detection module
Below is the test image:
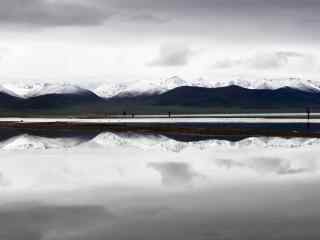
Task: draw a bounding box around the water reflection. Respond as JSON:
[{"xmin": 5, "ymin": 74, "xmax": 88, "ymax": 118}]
[
  {"xmin": 0, "ymin": 204, "xmax": 114, "ymax": 240},
  {"xmin": 0, "ymin": 128, "xmax": 319, "ymax": 239},
  {"xmin": 148, "ymin": 162, "xmax": 201, "ymax": 186},
  {"xmin": 0, "ymin": 129, "xmax": 320, "ymax": 151},
  {"xmin": 215, "ymin": 157, "xmax": 317, "ymax": 175}
]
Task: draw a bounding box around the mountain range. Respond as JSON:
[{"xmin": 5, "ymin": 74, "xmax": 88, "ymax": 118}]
[
  {"xmin": 0, "ymin": 77, "xmax": 320, "ymax": 115},
  {"xmin": 90, "ymin": 76, "xmax": 320, "ymax": 98},
  {"xmin": 2, "ymin": 76, "xmax": 320, "ymax": 99}
]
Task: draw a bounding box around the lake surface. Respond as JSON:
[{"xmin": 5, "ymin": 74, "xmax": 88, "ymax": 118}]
[{"xmin": 0, "ymin": 129, "xmax": 320, "ymax": 239}]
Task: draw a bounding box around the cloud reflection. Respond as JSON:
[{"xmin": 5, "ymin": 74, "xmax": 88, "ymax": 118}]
[
  {"xmin": 149, "ymin": 162, "xmax": 199, "ymax": 186},
  {"xmin": 0, "ymin": 172, "xmax": 9, "ymax": 187},
  {"xmin": 216, "ymin": 157, "xmax": 315, "ymax": 176}
]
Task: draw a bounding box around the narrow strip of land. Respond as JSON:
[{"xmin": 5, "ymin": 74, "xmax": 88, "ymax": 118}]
[
  {"xmin": 0, "ymin": 117, "xmax": 318, "ymax": 138},
  {"xmin": 0, "ymin": 117, "xmax": 318, "ymax": 123}
]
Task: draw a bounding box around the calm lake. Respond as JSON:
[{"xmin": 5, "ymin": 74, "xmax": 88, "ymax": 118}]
[{"xmin": 0, "ymin": 129, "xmax": 320, "ymax": 240}]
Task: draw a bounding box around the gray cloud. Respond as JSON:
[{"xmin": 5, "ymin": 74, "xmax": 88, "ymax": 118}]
[
  {"xmin": 0, "ymin": 0, "xmax": 319, "ymax": 83},
  {"xmin": 148, "ymin": 44, "xmax": 193, "ymax": 67},
  {"xmin": 214, "ymin": 51, "xmax": 315, "ymax": 70},
  {"xmin": 0, "ymin": 0, "xmax": 319, "ymax": 45},
  {"xmin": 250, "ymin": 52, "xmax": 306, "ymax": 69},
  {"xmin": 96, "ymin": 0, "xmax": 320, "ymax": 13},
  {"xmin": 100, "ymin": 0, "xmax": 320, "ymax": 44},
  {"xmin": 0, "ymin": 0, "xmax": 110, "ymax": 27},
  {"xmin": 215, "ymin": 159, "xmax": 245, "ymax": 169},
  {"xmin": 126, "ymin": 13, "xmax": 170, "ymax": 24},
  {"xmin": 148, "ymin": 162, "xmax": 198, "ymax": 186},
  {"xmin": 0, "ymin": 172, "xmax": 10, "ymax": 187},
  {"xmin": 251, "ymin": 157, "xmax": 312, "ymax": 175},
  {"xmin": 0, "ymin": 1, "xmax": 318, "ymax": 26},
  {"xmin": 0, "ymin": 203, "xmax": 115, "ymax": 240},
  {"xmin": 215, "ymin": 157, "xmax": 313, "ymax": 175}
]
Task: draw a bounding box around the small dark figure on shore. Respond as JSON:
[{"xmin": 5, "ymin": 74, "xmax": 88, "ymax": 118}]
[
  {"xmin": 306, "ymin": 107, "xmax": 311, "ymax": 129},
  {"xmin": 306, "ymin": 107, "xmax": 311, "ymax": 121},
  {"xmin": 123, "ymin": 111, "xmax": 127, "ymax": 117},
  {"xmin": 132, "ymin": 113, "xmax": 135, "ymax": 118},
  {"xmin": 168, "ymin": 112, "xmax": 171, "ymax": 118}
]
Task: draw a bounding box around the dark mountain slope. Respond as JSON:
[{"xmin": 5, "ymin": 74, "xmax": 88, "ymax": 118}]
[
  {"xmin": 21, "ymin": 91, "xmax": 105, "ymax": 109},
  {"xmin": 1, "ymin": 85, "xmax": 320, "ymax": 115},
  {"xmin": 149, "ymin": 85, "xmax": 320, "ymax": 108},
  {"xmin": 0, "ymin": 91, "xmax": 22, "ymax": 108}
]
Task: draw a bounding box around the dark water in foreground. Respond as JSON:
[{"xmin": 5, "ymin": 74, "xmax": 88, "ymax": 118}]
[{"xmin": 0, "ymin": 129, "xmax": 320, "ymax": 240}]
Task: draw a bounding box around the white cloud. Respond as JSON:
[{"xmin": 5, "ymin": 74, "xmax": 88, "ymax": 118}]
[
  {"xmin": 213, "ymin": 51, "xmax": 317, "ymax": 70},
  {"xmin": 0, "ymin": 47, "xmax": 9, "ymax": 61}
]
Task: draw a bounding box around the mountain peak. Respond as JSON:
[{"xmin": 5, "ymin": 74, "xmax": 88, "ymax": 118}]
[
  {"xmin": 3, "ymin": 82, "xmax": 87, "ymax": 98},
  {"xmin": 0, "ymin": 84, "xmax": 20, "ymax": 97},
  {"xmin": 160, "ymin": 76, "xmax": 188, "ymax": 90},
  {"xmin": 164, "ymin": 75, "xmax": 185, "ymax": 83}
]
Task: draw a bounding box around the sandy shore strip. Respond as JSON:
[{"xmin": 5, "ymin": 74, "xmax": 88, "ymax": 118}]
[
  {"xmin": 0, "ymin": 117, "xmax": 318, "ymax": 124},
  {"xmin": 0, "ymin": 117, "xmax": 318, "ymax": 138}
]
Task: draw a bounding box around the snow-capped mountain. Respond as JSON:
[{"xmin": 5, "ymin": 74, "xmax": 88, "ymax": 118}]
[
  {"xmin": 212, "ymin": 77, "xmax": 320, "ymax": 92},
  {"xmin": 0, "ymin": 84, "xmax": 20, "ymax": 97},
  {"xmin": 1, "ymin": 132, "xmax": 319, "ymax": 151},
  {"xmin": 2, "ymin": 83, "xmax": 89, "ymax": 98},
  {"xmin": 93, "ymin": 76, "xmax": 181, "ymax": 98},
  {"xmin": 184, "ymin": 77, "xmax": 320, "ymax": 92},
  {"xmin": 93, "ymin": 76, "xmax": 320, "ymax": 98},
  {"xmin": 2, "ymin": 76, "xmax": 320, "ymax": 99},
  {"xmin": 87, "ymin": 132, "xmax": 320, "ymax": 153},
  {"xmin": 94, "ymin": 81, "xmax": 153, "ymax": 98},
  {"xmin": 93, "ymin": 76, "xmax": 211, "ymax": 98},
  {"xmin": 0, "ymin": 134, "xmax": 86, "ymax": 150}
]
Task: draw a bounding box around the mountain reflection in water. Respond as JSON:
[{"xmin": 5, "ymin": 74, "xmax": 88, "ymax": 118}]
[{"xmin": 0, "ymin": 128, "xmax": 319, "ymax": 240}]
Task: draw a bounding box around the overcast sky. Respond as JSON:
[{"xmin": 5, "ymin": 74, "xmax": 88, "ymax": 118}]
[{"xmin": 0, "ymin": 0, "xmax": 319, "ymax": 86}]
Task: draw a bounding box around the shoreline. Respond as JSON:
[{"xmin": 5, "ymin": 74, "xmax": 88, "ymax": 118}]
[
  {"xmin": 0, "ymin": 112, "xmax": 319, "ymax": 119},
  {"xmin": 0, "ymin": 118, "xmax": 318, "ymax": 138}
]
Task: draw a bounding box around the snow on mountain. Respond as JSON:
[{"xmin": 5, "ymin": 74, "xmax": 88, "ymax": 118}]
[
  {"xmin": 93, "ymin": 76, "xmax": 208, "ymax": 98},
  {"xmin": 94, "ymin": 79, "xmax": 168, "ymax": 98},
  {"xmin": 2, "ymin": 76, "xmax": 320, "ymax": 99},
  {"xmin": 0, "ymin": 132, "xmax": 319, "ymax": 151},
  {"xmin": 158, "ymin": 76, "xmax": 189, "ymax": 90},
  {"xmin": 2, "ymin": 83, "xmax": 88, "ymax": 98},
  {"xmin": 93, "ymin": 76, "xmax": 320, "ymax": 98},
  {"xmin": 184, "ymin": 77, "xmax": 320, "ymax": 92},
  {"xmin": 89, "ymin": 132, "xmax": 187, "ymax": 152},
  {"xmin": 88, "ymin": 132, "xmax": 320, "ymax": 152},
  {"xmin": 213, "ymin": 77, "xmax": 320, "ymax": 92},
  {"xmin": 94, "ymin": 81, "xmax": 152, "ymax": 98},
  {"xmin": 0, "ymin": 84, "xmax": 20, "ymax": 97},
  {"xmin": 0, "ymin": 134, "xmax": 86, "ymax": 150}
]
